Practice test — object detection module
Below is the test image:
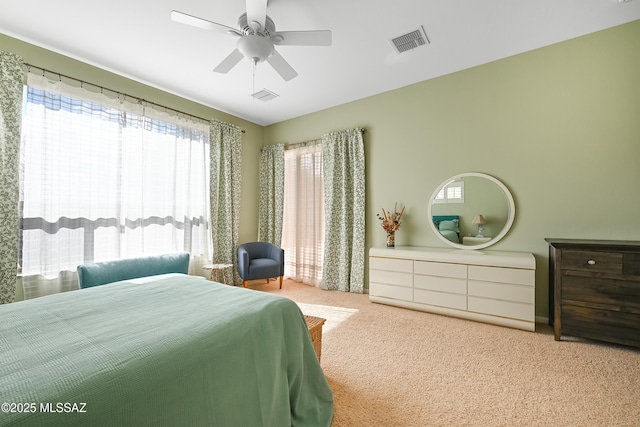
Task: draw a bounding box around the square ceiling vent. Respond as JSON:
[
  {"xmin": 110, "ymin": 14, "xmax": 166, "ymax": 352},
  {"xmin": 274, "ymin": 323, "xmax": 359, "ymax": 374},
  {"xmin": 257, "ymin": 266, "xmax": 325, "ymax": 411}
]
[
  {"xmin": 389, "ymin": 26, "xmax": 430, "ymax": 54},
  {"xmin": 251, "ymin": 88, "xmax": 279, "ymax": 102}
]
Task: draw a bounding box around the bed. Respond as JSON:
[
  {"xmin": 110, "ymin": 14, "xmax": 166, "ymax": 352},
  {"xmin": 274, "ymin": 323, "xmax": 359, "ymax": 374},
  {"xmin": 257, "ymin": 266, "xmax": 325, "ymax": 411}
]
[
  {"xmin": 0, "ymin": 273, "xmax": 333, "ymax": 426},
  {"xmin": 432, "ymin": 215, "xmax": 460, "ymax": 243}
]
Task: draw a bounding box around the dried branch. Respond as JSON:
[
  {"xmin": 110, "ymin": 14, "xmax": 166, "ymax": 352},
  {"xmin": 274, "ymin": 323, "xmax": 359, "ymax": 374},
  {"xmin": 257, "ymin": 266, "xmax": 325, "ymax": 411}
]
[{"xmin": 376, "ymin": 203, "xmax": 405, "ymax": 233}]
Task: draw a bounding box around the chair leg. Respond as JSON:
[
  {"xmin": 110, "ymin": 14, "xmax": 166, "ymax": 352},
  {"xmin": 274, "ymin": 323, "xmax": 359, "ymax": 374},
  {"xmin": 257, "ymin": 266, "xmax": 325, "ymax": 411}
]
[
  {"xmin": 279, "ymin": 276, "xmax": 283, "ymax": 289},
  {"xmin": 243, "ymin": 280, "xmax": 248, "ymax": 288}
]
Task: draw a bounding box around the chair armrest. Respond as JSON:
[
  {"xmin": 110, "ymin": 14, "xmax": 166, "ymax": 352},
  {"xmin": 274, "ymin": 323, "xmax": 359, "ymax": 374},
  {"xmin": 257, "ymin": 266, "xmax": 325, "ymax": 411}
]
[
  {"xmin": 267, "ymin": 244, "xmax": 285, "ymax": 276},
  {"xmin": 237, "ymin": 246, "xmax": 250, "ymax": 278}
]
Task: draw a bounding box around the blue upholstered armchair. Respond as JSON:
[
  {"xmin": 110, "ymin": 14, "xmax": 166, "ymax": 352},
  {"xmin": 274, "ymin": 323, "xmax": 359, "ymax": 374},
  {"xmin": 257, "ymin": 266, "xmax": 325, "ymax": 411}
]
[{"xmin": 237, "ymin": 242, "xmax": 285, "ymax": 288}]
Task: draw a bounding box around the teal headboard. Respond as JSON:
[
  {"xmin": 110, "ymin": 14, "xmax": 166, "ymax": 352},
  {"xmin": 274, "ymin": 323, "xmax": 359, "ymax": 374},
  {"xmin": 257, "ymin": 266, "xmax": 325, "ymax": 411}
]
[
  {"xmin": 432, "ymin": 215, "xmax": 460, "ymax": 229},
  {"xmin": 432, "ymin": 215, "xmax": 460, "ymax": 244}
]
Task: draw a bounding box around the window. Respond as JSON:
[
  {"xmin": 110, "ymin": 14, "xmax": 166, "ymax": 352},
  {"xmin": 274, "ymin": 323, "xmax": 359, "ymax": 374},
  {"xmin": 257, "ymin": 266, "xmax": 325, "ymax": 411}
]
[
  {"xmin": 281, "ymin": 143, "xmax": 324, "ymax": 286},
  {"xmin": 19, "ymin": 74, "xmax": 211, "ymax": 298}
]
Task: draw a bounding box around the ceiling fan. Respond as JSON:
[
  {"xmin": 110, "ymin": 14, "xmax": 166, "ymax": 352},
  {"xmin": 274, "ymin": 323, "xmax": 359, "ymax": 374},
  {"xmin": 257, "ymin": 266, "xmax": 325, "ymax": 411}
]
[{"xmin": 171, "ymin": 0, "xmax": 332, "ymax": 81}]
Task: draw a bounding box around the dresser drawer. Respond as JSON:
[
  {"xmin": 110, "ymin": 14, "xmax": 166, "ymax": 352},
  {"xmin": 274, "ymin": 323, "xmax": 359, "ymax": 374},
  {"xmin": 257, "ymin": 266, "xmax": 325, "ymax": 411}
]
[
  {"xmin": 414, "ymin": 288, "xmax": 466, "ymax": 310},
  {"xmin": 468, "ymin": 280, "xmax": 534, "ymax": 304},
  {"xmin": 370, "ymin": 282, "xmax": 413, "ymax": 301},
  {"xmin": 561, "ymin": 250, "xmax": 622, "ymax": 274},
  {"xmin": 370, "ymin": 256, "xmax": 413, "ymax": 273},
  {"xmin": 414, "ymin": 260, "xmax": 466, "ymax": 279},
  {"xmin": 369, "ymin": 269, "xmax": 413, "ymax": 287},
  {"xmin": 561, "ymin": 276, "xmax": 640, "ymax": 310},
  {"xmin": 561, "ymin": 303, "xmax": 640, "ymax": 346},
  {"xmin": 414, "ymin": 274, "xmax": 467, "ymax": 294},
  {"xmin": 468, "ymin": 297, "xmax": 533, "ymax": 321},
  {"xmin": 468, "ymin": 265, "xmax": 534, "ymax": 287}
]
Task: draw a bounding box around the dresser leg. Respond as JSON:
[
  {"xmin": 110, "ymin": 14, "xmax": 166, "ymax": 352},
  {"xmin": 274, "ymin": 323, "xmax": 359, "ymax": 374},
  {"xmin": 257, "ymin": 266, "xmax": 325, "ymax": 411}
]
[{"xmin": 553, "ymin": 292, "xmax": 561, "ymax": 341}]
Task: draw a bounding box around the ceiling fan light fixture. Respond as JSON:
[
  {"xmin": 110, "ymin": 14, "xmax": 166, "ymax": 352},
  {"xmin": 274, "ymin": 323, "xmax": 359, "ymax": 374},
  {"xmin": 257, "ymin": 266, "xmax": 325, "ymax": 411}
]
[{"xmin": 237, "ymin": 35, "xmax": 274, "ymax": 63}]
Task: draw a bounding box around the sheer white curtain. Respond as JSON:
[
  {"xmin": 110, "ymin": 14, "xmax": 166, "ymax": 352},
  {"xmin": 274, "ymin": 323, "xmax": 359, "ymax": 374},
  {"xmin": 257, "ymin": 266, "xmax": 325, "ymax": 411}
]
[
  {"xmin": 281, "ymin": 142, "xmax": 324, "ymax": 287},
  {"xmin": 20, "ymin": 73, "xmax": 211, "ymax": 298}
]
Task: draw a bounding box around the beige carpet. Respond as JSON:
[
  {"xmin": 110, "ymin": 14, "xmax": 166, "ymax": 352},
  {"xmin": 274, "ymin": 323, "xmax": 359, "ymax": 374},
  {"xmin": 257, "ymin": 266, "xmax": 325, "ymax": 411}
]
[{"xmin": 254, "ymin": 279, "xmax": 640, "ymax": 427}]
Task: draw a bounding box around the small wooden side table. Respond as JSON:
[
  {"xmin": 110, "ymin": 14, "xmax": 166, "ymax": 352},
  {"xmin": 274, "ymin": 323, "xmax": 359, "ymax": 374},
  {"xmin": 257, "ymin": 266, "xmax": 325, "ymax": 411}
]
[
  {"xmin": 304, "ymin": 315, "xmax": 326, "ymax": 362},
  {"xmin": 202, "ymin": 263, "xmax": 234, "ymax": 285}
]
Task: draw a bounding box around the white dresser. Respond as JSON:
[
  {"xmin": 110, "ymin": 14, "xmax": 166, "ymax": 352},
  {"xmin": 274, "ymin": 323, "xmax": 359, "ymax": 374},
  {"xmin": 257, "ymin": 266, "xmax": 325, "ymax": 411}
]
[{"xmin": 369, "ymin": 246, "xmax": 536, "ymax": 331}]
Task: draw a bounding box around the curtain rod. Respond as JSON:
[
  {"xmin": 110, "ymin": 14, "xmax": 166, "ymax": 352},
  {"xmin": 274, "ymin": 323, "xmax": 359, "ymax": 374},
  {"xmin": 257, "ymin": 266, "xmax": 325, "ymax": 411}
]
[
  {"xmin": 283, "ymin": 128, "xmax": 366, "ymax": 150},
  {"xmin": 24, "ymin": 63, "xmax": 245, "ymax": 133}
]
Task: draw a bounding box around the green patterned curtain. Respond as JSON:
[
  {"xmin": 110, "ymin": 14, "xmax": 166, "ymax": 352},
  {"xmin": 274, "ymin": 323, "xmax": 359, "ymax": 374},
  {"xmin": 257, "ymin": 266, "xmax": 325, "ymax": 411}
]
[
  {"xmin": 258, "ymin": 144, "xmax": 284, "ymax": 245},
  {"xmin": 210, "ymin": 119, "xmax": 243, "ymax": 285},
  {"xmin": 321, "ymin": 128, "xmax": 365, "ymax": 293},
  {"xmin": 0, "ymin": 51, "xmax": 23, "ymax": 304}
]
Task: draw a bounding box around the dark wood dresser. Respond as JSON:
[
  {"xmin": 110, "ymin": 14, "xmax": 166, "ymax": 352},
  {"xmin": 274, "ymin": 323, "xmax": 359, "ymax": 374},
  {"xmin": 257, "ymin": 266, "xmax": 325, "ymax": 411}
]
[{"xmin": 546, "ymin": 238, "xmax": 640, "ymax": 348}]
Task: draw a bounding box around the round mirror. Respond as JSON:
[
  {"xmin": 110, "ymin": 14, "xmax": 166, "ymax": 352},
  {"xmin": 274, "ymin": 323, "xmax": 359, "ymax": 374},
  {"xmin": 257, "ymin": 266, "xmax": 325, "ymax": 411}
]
[{"xmin": 427, "ymin": 172, "xmax": 515, "ymax": 250}]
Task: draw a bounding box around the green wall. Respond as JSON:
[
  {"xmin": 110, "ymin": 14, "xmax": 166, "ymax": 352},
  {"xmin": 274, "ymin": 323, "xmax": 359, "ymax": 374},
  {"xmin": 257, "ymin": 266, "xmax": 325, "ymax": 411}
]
[{"xmin": 263, "ymin": 20, "xmax": 640, "ymax": 319}]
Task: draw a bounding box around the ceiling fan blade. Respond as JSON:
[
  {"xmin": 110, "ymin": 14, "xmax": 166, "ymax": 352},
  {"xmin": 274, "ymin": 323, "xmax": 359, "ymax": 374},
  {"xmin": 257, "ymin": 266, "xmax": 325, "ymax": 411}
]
[
  {"xmin": 245, "ymin": 0, "xmax": 267, "ymax": 30},
  {"xmin": 213, "ymin": 49, "xmax": 244, "ymax": 74},
  {"xmin": 171, "ymin": 10, "xmax": 238, "ymax": 36},
  {"xmin": 266, "ymin": 50, "xmax": 298, "ymax": 81},
  {"xmin": 272, "ymin": 30, "xmax": 332, "ymax": 46}
]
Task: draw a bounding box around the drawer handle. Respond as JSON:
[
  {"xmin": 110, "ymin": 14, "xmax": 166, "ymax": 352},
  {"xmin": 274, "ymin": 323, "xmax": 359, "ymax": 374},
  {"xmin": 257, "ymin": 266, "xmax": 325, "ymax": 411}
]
[{"xmin": 587, "ymin": 259, "xmax": 596, "ymax": 265}]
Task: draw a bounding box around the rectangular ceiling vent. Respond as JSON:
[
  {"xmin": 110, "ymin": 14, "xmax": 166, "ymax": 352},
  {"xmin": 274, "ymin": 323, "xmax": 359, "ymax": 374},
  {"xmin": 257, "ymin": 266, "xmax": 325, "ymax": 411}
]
[
  {"xmin": 389, "ymin": 26, "xmax": 430, "ymax": 54},
  {"xmin": 251, "ymin": 88, "xmax": 279, "ymax": 102}
]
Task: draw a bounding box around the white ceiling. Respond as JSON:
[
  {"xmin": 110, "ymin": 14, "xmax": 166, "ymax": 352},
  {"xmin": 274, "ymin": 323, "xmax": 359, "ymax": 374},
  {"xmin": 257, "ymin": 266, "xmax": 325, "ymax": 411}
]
[{"xmin": 1, "ymin": 0, "xmax": 639, "ymax": 126}]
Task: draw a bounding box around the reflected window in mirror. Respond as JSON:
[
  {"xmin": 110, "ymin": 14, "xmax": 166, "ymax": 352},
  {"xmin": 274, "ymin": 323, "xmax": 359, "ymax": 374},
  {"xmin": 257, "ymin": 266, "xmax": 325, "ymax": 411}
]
[{"xmin": 433, "ymin": 180, "xmax": 464, "ymax": 204}]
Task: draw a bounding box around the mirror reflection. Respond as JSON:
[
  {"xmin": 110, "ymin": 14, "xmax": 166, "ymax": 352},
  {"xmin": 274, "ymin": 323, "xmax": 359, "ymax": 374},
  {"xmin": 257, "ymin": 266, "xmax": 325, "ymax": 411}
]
[{"xmin": 428, "ymin": 173, "xmax": 515, "ymax": 250}]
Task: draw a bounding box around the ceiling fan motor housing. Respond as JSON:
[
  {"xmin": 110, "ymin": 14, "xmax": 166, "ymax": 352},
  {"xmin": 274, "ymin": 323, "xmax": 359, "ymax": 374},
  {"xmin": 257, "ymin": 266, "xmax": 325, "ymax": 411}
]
[{"xmin": 237, "ymin": 13, "xmax": 276, "ymax": 36}]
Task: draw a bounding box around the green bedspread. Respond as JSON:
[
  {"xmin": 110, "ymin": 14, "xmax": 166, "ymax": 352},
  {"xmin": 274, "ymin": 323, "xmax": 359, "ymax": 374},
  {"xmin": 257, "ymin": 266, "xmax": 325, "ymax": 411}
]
[{"xmin": 0, "ymin": 274, "xmax": 333, "ymax": 426}]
